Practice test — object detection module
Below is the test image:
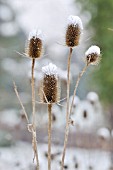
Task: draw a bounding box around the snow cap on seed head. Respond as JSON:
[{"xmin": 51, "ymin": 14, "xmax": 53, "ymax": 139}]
[
  {"xmin": 41, "ymin": 63, "xmax": 60, "ymax": 103},
  {"xmin": 85, "ymin": 45, "xmax": 100, "ymax": 56},
  {"xmin": 85, "ymin": 45, "xmax": 101, "ymax": 65},
  {"xmin": 66, "ymin": 15, "xmax": 83, "ymax": 47},
  {"xmin": 67, "ymin": 15, "xmax": 83, "ymax": 30},
  {"xmin": 42, "ymin": 63, "xmax": 58, "ymax": 78},
  {"xmin": 25, "ymin": 29, "xmax": 43, "ymax": 58},
  {"xmin": 28, "ymin": 29, "xmax": 43, "ymax": 40}
]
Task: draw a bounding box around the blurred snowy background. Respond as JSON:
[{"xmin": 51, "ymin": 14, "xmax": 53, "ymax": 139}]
[{"xmin": 0, "ymin": 0, "xmax": 113, "ymax": 170}]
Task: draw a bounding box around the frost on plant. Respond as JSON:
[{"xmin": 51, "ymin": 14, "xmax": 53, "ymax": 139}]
[
  {"xmin": 85, "ymin": 45, "xmax": 101, "ymax": 65},
  {"xmin": 42, "ymin": 63, "xmax": 58, "ymax": 78},
  {"xmin": 25, "ymin": 29, "xmax": 43, "ymax": 59},
  {"xmin": 66, "ymin": 15, "xmax": 83, "ymax": 47},
  {"xmin": 28, "ymin": 29, "xmax": 44, "ymax": 40},
  {"xmin": 40, "ymin": 63, "xmax": 60, "ymax": 103},
  {"xmin": 67, "ymin": 15, "xmax": 83, "ymax": 30}
]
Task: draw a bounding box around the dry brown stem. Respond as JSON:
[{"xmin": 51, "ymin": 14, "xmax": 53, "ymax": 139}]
[
  {"xmin": 32, "ymin": 58, "xmax": 36, "ymax": 129},
  {"xmin": 13, "ymin": 81, "xmax": 29, "ymax": 124},
  {"xmin": 13, "ymin": 65, "xmax": 40, "ymax": 170},
  {"xmin": 48, "ymin": 104, "xmax": 52, "ymax": 170},
  {"xmin": 70, "ymin": 63, "xmax": 88, "ymax": 115},
  {"xmin": 31, "ymin": 58, "xmax": 39, "ymax": 170},
  {"xmin": 61, "ymin": 47, "xmax": 73, "ymax": 170}
]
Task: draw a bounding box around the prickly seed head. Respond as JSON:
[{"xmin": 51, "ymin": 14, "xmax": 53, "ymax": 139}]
[
  {"xmin": 66, "ymin": 15, "xmax": 83, "ymax": 47},
  {"xmin": 40, "ymin": 63, "xmax": 60, "ymax": 103},
  {"xmin": 25, "ymin": 29, "xmax": 43, "ymax": 58},
  {"xmin": 85, "ymin": 45, "xmax": 101, "ymax": 65}
]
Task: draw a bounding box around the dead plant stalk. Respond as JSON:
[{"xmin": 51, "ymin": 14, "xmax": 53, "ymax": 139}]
[
  {"xmin": 31, "ymin": 58, "xmax": 39, "ymax": 170},
  {"xmin": 61, "ymin": 47, "xmax": 73, "ymax": 170},
  {"xmin": 48, "ymin": 103, "xmax": 52, "ymax": 170},
  {"xmin": 70, "ymin": 63, "xmax": 88, "ymax": 115}
]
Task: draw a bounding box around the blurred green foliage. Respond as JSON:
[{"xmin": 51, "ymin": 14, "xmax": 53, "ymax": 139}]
[{"xmin": 76, "ymin": 0, "xmax": 113, "ymax": 105}]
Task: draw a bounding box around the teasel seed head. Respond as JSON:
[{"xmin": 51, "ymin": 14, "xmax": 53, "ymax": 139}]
[
  {"xmin": 85, "ymin": 45, "xmax": 101, "ymax": 65},
  {"xmin": 66, "ymin": 15, "xmax": 83, "ymax": 47},
  {"xmin": 40, "ymin": 63, "xmax": 60, "ymax": 103},
  {"xmin": 25, "ymin": 29, "xmax": 43, "ymax": 59}
]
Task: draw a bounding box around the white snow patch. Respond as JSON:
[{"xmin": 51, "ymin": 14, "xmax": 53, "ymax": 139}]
[
  {"xmin": 42, "ymin": 63, "xmax": 58, "ymax": 77},
  {"xmin": 0, "ymin": 109, "xmax": 20, "ymax": 127},
  {"xmin": 67, "ymin": 15, "xmax": 83, "ymax": 30},
  {"xmin": 85, "ymin": 45, "xmax": 100, "ymax": 56},
  {"xmin": 28, "ymin": 29, "xmax": 44, "ymax": 40},
  {"xmin": 71, "ymin": 101, "xmax": 95, "ymax": 131},
  {"xmin": 86, "ymin": 92, "xmax": 99, "ymax": 103},
  {"xmin": 0, "ymin": 142, "xmax": 111, "ymax": 170},
  {"xmin": 97, "ymin": 127, "xmax": 110, "ymax": 139}
]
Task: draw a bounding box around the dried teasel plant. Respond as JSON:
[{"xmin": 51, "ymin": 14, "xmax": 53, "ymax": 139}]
[
  {"xmin": 25, "ymin": 29, "xmax": 43, "ymax": 126},
  {"xmin": 40, "ymin": 63, "xmax": 60, "ymax": 103},
  {"xmin": 85, "ymin": 45, "xmax": 101, "ymax": 65},
  {"xmin": 25, "ymin": 29, "xmax": 43, "ymax": 170},
  {"xmin": 65, "ymin": 45, "xmax": 101, "ymax": 166},
  {"xmin": 61, "ymin": 15, "xmax": 83, "ymax": 170},
  {"xmin": 14, "ymin": 29, "xmax": 43, "ymax": 170},
  {"xmin": 66, "ymin": 15, "xmax": 83, "ymax": 47},
  {"xmin": 14, "ymin": 29, "xmax": 44, "ymax": 170},
  {"xmin": 14, "ymin": 15, "xmax": 101, "ymax": 170},
  {"xmin": 40, "ymin": 63, "xmax": 60, "ymax": 170},
  {"xmin": 25, "ymin": 29, "xmax": 43, "ymax": 59}
]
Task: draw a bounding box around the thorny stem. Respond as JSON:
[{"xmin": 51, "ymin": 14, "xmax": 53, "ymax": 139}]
[
  {"xmin": 48, "ymin": 104, "xmax": 52, "ymax": 170},
  {"xmin": 70, "ymin": 63, "xmax": 88, "ymax": 116},
  {"xmin": 31, "ymin": 58, "xmax": 39, "ymax": 170},
  {"xmin": 61, "ymin": 48, "xmax": 73, "ymax": 170}
]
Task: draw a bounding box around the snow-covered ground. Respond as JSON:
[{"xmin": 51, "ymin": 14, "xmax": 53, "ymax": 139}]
[{"xmin": 0, "ymin": 141, "xmax": 111, "ymax": 170}]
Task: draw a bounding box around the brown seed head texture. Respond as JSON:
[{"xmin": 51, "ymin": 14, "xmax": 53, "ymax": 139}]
[
  {"xmin": 66, "ymin": 24, "xmax": 81, "ymax": 47},
  {"xmin": 86, "ymin": 53, "xmax": 101, "ymax": 65},
  {"xmin": 26, "ymin": 36, "xmax": 42, "ymax": 58},
  {"xmin": 41, "ymin": 74, "xmax": 59, "ymax": 103}
]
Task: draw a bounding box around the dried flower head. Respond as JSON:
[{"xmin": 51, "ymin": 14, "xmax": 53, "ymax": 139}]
[
  {"xmin": 85, "ymin": 45, "xmax": 101, "ymax": 65},
  {"xmin": 25, "ymin": 29, "xmax": 43, "ymax": 58},
  {"xmin": 66, "ymin": 15, "xmax": 83, "ymax": 47},
  {"xmin": 40, "ymin": 63, "xmax": 60, "ymax": 103}
]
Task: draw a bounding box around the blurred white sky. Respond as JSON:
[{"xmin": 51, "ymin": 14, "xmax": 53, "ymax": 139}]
[
  {"xmin": 7, "ymin": 0, "xmax": 91, "ymax": 65},
  {"xmin": 9, "ymin": 0, "xmax": 90, "ymax": 42}
]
